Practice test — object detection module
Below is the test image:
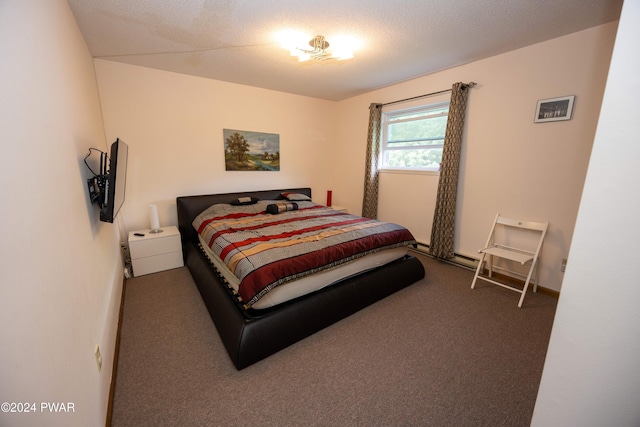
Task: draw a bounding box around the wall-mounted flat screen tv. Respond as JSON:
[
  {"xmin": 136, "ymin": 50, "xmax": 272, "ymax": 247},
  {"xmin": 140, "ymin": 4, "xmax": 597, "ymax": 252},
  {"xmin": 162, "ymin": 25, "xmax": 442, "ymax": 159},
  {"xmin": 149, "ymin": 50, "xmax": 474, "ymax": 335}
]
[{"xmin": 100, "ymin": 138, "xmax": 128, "ymax": 223}]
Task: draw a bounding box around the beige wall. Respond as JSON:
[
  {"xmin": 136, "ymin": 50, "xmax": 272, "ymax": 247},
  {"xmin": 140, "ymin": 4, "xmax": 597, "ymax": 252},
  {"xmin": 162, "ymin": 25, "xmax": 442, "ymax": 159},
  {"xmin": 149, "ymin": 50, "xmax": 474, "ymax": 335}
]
[
  {"xmin": 94, "ymin": 60, "xmax": 337, "ymax": 233},
  {"xmin": 0, "ymin": 1, "xmax": 122, "ymax": 426},
  {"xmin": 533, "ymin": 1, "xmax": 640, "ymax": 424},
  {"xmin": 335, "ymin": 22, "xmax": 618, "ymax": 292}
]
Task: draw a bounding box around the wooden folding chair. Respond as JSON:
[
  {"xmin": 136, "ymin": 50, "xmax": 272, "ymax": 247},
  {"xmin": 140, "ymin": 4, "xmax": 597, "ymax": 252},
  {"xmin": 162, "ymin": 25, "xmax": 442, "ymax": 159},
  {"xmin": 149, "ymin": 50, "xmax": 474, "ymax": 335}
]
[{"xmin": 471, "ymin": 214, "xmax": 549, "ymax": 307}]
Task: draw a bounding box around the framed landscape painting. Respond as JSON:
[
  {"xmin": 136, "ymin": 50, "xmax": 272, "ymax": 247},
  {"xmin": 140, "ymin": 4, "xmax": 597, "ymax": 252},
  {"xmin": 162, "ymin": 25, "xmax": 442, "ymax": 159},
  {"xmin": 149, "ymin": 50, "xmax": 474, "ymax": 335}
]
[
  {"xmin": 534, "ymin": 95, "xmax": 575, "ymax": 123},
  {"xmin": 223, "ymin": 129, "xmax": 280, "ymax": 171}
]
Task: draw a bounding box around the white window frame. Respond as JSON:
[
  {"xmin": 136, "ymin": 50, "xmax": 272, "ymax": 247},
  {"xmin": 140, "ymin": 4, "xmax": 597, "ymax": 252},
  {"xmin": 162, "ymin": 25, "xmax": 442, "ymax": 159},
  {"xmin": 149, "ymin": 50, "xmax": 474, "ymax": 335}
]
[{"xmin": 380, "ymin": 100, "xmax": 450, "ymax": 173}]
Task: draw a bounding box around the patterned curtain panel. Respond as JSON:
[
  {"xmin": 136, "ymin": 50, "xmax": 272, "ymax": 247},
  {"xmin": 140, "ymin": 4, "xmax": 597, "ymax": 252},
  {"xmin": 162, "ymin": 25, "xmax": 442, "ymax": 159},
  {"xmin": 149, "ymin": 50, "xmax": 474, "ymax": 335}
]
[
  {"xmin": 361, "ymin": 103, "xmax": 383, "ymax": 219},
  {"xmin": 429, "ymin": 82, "xmax": 472, "ymax": 259}
]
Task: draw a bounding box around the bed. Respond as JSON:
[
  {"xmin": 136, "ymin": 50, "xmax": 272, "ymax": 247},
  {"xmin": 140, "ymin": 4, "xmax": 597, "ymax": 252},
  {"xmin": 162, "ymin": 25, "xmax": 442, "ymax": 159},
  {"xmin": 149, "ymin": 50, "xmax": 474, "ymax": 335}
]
[{"xmin": 177, "ymin": 188, "xmax": 425, "ymax": 369}]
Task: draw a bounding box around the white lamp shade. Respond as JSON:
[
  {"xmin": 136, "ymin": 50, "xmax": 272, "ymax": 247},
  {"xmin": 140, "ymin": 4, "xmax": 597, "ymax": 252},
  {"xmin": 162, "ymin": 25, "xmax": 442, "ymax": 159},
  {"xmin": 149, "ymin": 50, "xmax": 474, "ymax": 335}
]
[{"xmin": 148, "ymin": 204, "xmax": 160, "ymax": 231}]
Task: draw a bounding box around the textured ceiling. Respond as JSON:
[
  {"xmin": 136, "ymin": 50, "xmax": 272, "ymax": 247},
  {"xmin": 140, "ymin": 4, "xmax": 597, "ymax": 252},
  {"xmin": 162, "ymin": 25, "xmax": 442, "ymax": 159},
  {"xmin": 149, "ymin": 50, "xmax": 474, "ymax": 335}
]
[{"xmin": 67, "ymin": 0, "xmax": 623, "ymax": 101}]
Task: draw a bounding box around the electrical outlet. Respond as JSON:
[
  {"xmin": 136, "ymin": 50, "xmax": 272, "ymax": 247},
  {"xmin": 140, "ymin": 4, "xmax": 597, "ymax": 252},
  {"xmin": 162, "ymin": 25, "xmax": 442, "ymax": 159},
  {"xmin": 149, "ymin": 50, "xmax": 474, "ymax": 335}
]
[
  {"xmin": 561, "ymin": 258, "xmax": 567, "ymax": 272},
  {"xmin": 94, "ymin": 345, "xmax": 102, "ymax": 373}
]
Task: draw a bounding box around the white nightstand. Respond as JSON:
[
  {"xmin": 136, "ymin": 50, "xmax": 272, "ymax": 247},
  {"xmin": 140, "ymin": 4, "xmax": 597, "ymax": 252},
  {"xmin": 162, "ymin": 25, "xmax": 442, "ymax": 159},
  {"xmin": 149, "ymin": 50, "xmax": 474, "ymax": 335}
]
[
  {"xmin": 331, "ymin": 205, "xmax": 347, "ymax": 213},
  {"xmin": 128, "ymin": 225, "xmax": 183, "ymax": 277}
]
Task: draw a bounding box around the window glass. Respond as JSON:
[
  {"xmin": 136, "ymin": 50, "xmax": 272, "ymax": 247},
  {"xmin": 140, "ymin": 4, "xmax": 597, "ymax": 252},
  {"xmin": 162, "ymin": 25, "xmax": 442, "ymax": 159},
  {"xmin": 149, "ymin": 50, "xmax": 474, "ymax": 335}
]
[{"xmin": 381, "ymin": 102, "xmax": 449, "ymax": 171}]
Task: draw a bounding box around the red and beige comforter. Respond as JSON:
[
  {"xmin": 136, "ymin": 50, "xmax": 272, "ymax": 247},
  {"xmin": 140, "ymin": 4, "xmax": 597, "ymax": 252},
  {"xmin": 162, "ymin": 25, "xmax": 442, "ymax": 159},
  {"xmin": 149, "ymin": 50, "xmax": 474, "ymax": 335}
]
[{"xmin": 193, "ymin": 200, "xmax": 416, "ymax": 307}]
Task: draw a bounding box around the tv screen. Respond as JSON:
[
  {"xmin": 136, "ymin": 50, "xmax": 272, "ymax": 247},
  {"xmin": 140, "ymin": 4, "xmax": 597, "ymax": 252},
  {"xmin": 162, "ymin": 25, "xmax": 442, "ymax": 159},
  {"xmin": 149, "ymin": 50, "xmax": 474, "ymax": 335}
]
[{"xmin": 100, "ymin": 138, "xmax": 128, "ymax": 223}]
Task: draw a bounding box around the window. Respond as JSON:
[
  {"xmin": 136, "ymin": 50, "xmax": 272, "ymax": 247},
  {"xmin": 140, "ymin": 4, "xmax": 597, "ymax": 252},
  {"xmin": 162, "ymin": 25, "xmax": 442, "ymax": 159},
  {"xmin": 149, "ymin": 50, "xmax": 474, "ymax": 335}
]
[{"xmin": 381, "ymin": 102, "xmax": 449, "ymax": 171}]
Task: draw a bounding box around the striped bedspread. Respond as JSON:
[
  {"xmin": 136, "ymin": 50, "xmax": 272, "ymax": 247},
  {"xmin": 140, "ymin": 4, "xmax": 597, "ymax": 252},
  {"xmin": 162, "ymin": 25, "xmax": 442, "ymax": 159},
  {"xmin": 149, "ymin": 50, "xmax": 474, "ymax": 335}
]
[{"xmin": 193, "ymin": 200, "xmax": 416, "ymax": 307}]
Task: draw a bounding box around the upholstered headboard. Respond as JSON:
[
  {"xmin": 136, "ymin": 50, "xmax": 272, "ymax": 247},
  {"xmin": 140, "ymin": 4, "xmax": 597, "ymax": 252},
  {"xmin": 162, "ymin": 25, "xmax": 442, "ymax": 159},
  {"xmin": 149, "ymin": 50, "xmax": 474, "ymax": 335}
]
[{"xmin": 176, "ymin": 187, "xmax": 312, "ymax": 245}]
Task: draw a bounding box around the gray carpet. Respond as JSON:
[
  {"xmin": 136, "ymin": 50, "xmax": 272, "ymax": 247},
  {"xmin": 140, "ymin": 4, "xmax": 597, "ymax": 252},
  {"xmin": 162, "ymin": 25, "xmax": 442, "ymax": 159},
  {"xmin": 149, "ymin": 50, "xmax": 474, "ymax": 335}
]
[{"xmin": 111, "ymin": 253, "xmax": 557, "ymax": 426}]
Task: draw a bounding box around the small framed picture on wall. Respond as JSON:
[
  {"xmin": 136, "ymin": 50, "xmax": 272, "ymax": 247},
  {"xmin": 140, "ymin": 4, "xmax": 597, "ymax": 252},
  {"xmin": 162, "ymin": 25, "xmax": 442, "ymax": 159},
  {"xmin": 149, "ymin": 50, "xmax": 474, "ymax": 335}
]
[{"xmin": 534, "ymin": 95, "xmax": 575, "ymax": 123}]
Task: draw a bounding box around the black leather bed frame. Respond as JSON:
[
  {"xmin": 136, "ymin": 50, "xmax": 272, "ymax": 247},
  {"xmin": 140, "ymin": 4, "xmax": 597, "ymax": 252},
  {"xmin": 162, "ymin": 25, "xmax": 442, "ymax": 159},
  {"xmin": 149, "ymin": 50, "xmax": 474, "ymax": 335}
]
[{"xmin": 176, "ymin": 188, "xmax": 426, "ymax": 369}]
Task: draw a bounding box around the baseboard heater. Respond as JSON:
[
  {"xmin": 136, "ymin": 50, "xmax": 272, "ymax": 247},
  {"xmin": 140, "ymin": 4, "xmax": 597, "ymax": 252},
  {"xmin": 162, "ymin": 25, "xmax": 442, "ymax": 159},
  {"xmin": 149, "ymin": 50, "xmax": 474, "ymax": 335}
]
[
  {"xmin": 411, "ymin": 242, "xmax": 560, "ymax": 298},
  {"xmin": 410, "ymin": 242, "xmax": 479, "ymax": 270}
]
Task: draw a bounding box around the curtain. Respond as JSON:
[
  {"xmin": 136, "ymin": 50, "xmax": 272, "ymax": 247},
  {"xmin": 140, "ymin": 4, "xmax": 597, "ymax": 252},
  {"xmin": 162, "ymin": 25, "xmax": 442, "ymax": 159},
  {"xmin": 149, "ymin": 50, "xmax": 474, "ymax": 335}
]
[
  {"xmin": 361, "ymin": 103, "xmax": 383, "ymax": 219},
  {"xmin": 429, "ymin": 82, "xmax": 472, "ymax": 259}
]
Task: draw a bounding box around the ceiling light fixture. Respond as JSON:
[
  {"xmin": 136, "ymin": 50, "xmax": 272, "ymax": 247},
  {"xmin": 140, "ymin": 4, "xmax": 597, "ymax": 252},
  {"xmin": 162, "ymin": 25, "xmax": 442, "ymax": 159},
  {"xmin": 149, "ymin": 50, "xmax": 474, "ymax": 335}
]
[{"xmin": 285, "ymin": 35, "xmax": 354, "ymax": 62}]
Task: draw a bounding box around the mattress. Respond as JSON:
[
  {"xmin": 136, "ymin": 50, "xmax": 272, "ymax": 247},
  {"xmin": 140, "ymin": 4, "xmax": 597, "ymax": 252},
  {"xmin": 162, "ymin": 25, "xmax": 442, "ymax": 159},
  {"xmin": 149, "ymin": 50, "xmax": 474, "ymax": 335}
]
[
  {"xmin": 193, "ymin": 199, "xmax": 416, "ymax": 308},
  {"xmin": 198, "ymin": 234, "xmax": 408, "ymax": 310}
]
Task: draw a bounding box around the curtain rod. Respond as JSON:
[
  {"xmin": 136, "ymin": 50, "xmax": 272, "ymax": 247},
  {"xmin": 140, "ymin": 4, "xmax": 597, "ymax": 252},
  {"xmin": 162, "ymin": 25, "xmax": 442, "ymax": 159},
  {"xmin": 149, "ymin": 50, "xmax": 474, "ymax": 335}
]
[{"xmin": 381, "ymin": 82, "xmax": 476, "ymax": 107}]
